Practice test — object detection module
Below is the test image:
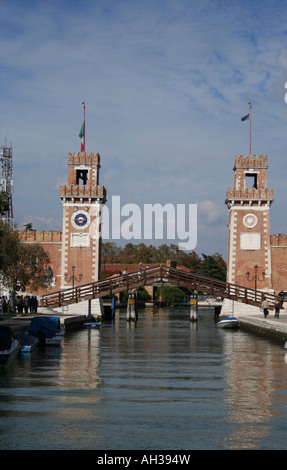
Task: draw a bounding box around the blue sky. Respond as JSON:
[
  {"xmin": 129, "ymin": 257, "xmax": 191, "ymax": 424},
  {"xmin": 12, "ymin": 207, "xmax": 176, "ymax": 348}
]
[{"xmin": 1, "ymin": 0, "xmax": 287, "ymax": 258}]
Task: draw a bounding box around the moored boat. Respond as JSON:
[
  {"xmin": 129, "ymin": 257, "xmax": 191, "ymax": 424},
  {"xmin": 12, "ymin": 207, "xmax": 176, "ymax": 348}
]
[
  {"xmin": 28, "ymin": 316, "xmax": 65, "ymax": 346},
  {"xmin": 0, "ymin": 326, "xmax": 21, "ymax": 369},
  {"xmin": 217, "ymin": 317, "xmax": 240, "ymax": 329}
]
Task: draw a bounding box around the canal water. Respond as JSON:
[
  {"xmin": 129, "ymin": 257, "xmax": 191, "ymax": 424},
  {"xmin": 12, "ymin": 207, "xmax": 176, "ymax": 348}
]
[{"xmin": 1, "ymin": 307, "xmax": 287, "ymax": 450}]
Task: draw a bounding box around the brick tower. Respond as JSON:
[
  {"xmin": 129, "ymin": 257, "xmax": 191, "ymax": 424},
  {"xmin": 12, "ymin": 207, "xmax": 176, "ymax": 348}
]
[
  {"xmin": 59, "ymin": 151, "xmax": 106, "ymax": 316},
  {"xmin": 225, "ymin": 155, "xmax": 274, "ymax": 292}
]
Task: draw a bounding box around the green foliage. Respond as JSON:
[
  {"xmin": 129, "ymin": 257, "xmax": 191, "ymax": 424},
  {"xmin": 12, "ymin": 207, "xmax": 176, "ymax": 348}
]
[
  {"xmin": 0, "ymin": 191, "xmax": 9, "ymax": 214},
  {"xmin": 102, "ymin": 242, "xmax": 226, "ymax": 280},
  {"xmin": 198, "ymin": 253, "xmax": 227, "ymax": 281},
  {"xmin": 156, "ymin": 286, "xmax": 186, "ymax": 303},
  {"xmin": 0, "ymin": 221, "xmax": 50, "ymax": 293},
  {"xmin": 137, "ymin": 287, "xmax": 151, "ymax": 302}
]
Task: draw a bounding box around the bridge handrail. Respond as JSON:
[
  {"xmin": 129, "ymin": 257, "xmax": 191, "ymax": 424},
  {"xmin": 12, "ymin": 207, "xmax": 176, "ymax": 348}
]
[{"xmin": 40, "ymin": 264, "xmax": 278, "ymax": 308}]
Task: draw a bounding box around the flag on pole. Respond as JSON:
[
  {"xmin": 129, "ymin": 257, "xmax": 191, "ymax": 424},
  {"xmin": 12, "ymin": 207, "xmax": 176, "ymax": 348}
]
[
  {"xmin": 241, "ymin": 113, "xmax": 249, "ymax": 121},
  {"xmin": 79, "ymin": 121, "xmax": 85, "ymax": 152}
]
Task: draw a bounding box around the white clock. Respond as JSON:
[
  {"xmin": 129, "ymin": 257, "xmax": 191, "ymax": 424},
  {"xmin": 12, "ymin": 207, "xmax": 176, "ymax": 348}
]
[
  {"xmin": 71, "ymin": 210, "xmax": 91, "ymax": 230},
  {"xmin": 243, "ymin": 213, "xmax": 258, "ymax": 229}
]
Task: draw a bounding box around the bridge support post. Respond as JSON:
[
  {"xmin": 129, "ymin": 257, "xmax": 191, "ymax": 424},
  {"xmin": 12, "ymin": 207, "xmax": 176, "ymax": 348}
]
[
  {"xmin": 127, "ymin": 292, "xmax": 137, "ymax": 322},
  {"xmin": 190, "ymin": 292, "xmax": 198, "ymax": 322}
]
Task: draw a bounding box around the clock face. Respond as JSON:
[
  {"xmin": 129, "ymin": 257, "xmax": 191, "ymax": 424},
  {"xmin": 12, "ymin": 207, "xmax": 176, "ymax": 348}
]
[
  {"xmin": 71, "ymin": 210, "xmax": 90, "ymax": 229},
  {"xmin": 243, "ymin": 213, "xmax": 258, "ymax": 229}
]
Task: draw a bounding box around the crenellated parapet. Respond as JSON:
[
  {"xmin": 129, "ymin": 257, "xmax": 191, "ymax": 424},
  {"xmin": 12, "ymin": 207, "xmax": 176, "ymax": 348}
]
[
  {"xmin": 59, "ymin": 184, "xmax": 106, "ymax": 199},
  {"xmin": 67, "ymin": 151, "xmax": 101, "ymax": 166},
  {"xmin": 18, "ymin": 230, "xmax": 62, "ymax": 243},
  {"xmin": 270, "ymin": 234, "xmax": 287, "ymax": 247},
  {"xmin": 226, "ymin": 187, "xmax": 273, "ymax": 201},
  {"xmin": 234, "ymin": 154, "xmax": 268, "ymax": 169}
]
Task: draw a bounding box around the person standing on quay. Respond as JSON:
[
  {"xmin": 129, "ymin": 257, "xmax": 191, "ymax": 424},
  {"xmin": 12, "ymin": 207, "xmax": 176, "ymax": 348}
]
[
  {"xmin": 261, "ymin": 296, "xmax": 269, "ymax": 318},
  {"xmin": 275, "ymin": 300, "xmax": 281, "ymax": 318}
]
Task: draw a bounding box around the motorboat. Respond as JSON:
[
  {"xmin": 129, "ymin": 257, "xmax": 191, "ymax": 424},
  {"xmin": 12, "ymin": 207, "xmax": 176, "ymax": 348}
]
[
  {"xmin": 217, "ymin": 316, "xmax": 240, "ymax": 329},
  {"xmin": 28, "ymin": 316, "xmax": 65, "ymax": 346},
  {"xmin": 0, "ymin": 326, "xmax": 21, "ymax": 369},
  {"xmin": 17, "ymin": 333, "xmax": 39, "ymax": 353}
]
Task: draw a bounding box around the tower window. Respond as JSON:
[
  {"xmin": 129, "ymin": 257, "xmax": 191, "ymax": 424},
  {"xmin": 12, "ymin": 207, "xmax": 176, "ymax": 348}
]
[
  {"xmin": 245, "ymin": 173, "xmax": 257, "ymax": 189},
  {"xmin": 76, "ymin": 170, "xmax": 88, "ymax": 185}
]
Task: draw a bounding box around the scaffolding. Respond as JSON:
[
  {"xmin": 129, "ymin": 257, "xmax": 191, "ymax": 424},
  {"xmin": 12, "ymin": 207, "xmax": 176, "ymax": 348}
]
[{"xmin": 0, "ymin": 144, "xmax": 14, "ymax": 225}]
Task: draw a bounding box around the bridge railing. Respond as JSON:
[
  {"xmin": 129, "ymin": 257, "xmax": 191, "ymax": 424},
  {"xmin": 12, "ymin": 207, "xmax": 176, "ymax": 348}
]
[
  {"xmin": 166, "ymin": 266, "xmax": 278, "ymax": 307},
  {"xmin": 40, "ymin": 264, "xmax": 278, "ymax": 309}
]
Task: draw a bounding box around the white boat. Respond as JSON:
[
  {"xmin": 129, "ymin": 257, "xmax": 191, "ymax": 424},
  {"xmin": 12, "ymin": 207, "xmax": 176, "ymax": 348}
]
[
  {"xmin": 217, "ymin": 317, "xmax": 240, "ymax": 329},
  {"xmin": 84, "ymin": 321, "xmax": 101, "ymax": 329},
  {"xmin": 0, "ymin": 326, "xmax": 21, "ymax": 369},
  {"xmin": 28, "ymin": 316, "xmax": 65, "ymax": 346}
]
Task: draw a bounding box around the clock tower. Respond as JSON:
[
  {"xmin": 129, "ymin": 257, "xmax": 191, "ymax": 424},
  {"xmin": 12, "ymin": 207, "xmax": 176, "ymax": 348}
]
[
  {"xmin": 225, "ymin": 155, "xmax": 274, "ymax": 291},
  {"xmin": 59, "ymin": 151, "xmax": 107, "ymax": 315}
]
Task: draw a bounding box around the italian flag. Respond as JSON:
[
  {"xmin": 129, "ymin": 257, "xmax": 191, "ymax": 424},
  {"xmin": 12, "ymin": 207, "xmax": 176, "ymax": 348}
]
[{"xmin": 79, "ymin": 121, "xmax": 85, "ymax": 152}]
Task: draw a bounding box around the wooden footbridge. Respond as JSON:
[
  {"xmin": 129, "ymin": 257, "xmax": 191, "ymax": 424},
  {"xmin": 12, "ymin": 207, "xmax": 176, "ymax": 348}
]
[{"xmin": 40, "ymin": 265, "xmax": 278, "ymax": 310}]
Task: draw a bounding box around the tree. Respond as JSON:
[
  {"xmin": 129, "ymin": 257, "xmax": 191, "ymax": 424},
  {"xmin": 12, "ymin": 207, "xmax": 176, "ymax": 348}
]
[
  {"xmin": 137, "ymin": 287, "xmax": 151, "ymax": 302},
  {"xmin": 15, "ymin": 244, "xmax": 51, "ymax": 292},
  {"xmin": 101, "ymin": 241, "xmax": 226, "ymax": 277},
  {"xmin": 101, "ymin": 242, "xmax": 120, "ymax": 263},
  {"xmin": 0, "ymin": 191, "xmax": 9, "ymax": 214},
  {"xmin": 0, "ymin": 221, "xmax": 50, "ymax": 295},
  {"xmin": 198, "ymin": 253, "xmax": 226, "ymax": 281},
  {"xmin": 156, "ymin": 286, "xmax": 185, "ymax": 303}
]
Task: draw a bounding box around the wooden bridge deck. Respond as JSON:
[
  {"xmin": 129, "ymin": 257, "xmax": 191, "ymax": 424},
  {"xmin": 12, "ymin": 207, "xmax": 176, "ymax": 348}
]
[{"xmin": 40, "ymin": 265, "xmax": 278, "ymax": 310}]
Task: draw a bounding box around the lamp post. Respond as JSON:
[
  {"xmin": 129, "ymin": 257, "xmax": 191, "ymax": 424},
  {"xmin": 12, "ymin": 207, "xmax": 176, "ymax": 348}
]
[
  {"xmin": 64, "ymin": 265, "xmax": 82, "ymax": 288},
  {"xmin": 246, "ymin": 265, "xmax": 265, "ymax": 301}
]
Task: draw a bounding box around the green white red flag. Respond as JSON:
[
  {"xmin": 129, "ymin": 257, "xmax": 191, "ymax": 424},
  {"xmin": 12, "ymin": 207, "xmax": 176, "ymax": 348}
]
[{"xmin": 79, "ymin": 121, "xmax": 85, "ymax": 152}]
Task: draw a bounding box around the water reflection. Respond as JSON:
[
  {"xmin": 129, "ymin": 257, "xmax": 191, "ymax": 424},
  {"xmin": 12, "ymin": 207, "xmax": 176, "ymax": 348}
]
[
  {"xmin": 222, "ymin": 330, "xmax": 287, "ymax": 449},
  {"xmin": 1, "ymin": 309, "xmax": 287, "ymax": 449},
  {"xmin": 55, "ymin": 329, "xmax": 103, "ymax": 404}
]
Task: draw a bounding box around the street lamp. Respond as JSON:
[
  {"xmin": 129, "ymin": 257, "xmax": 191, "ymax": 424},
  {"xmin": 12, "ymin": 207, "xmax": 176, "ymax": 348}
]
[
  {"xmin": 246, "ymin": 264, "xmax": 265, "ymax": 300},
  {"xmin": 64, "ymin": 265, "xmax": 82, "ymax": 288}
]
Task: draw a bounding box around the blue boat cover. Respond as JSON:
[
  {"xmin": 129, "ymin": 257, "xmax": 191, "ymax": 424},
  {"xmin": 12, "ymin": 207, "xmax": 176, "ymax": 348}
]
[{"xmin": 28, "ymin": 316, "xmax": 61, "ymax": 338}]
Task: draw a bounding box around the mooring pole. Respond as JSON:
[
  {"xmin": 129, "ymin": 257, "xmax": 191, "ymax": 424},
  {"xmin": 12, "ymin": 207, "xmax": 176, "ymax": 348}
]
[
  {"xmin": 190, "ymin": 291, "xmax": 198, "ymax": 322},
  {"xmin": 127, "ymin": 291, "xmax": 137, "ymax": 322}
]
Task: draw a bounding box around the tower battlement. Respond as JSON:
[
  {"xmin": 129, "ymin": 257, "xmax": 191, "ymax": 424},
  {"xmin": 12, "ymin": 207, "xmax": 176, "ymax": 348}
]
[
  {"xmin": 234, "ymin": 154, "xmax": 268, "ymax": 169},
  {"xmin": 226, "ymin": 187, "xmax": 273, "ymax": 203},
  {"xmin": 67, "ymin": 152, "xmax": 101, "ymax": 166},
  {"xmin": 59, "ymin": 184, "xmax": 106, "ymax": 200},
  {"xmin": 19, "ymin": 230, "xmax": 62, "ymax": 243}
]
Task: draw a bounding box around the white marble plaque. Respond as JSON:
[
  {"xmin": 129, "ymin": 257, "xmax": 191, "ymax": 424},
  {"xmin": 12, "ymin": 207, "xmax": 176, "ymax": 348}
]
[
  {"xmin": 240, "ymin": 233, "xmax": 261, "ymax": 250},
  {"xmin": 70, "ymin": 232, "xmax": 90, "ymax": 247}
]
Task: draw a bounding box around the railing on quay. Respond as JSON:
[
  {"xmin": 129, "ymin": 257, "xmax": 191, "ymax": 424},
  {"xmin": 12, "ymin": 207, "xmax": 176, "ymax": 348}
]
[{"xmin": 40, "ymin": 264, "xmax": 278, "ymax": 309}]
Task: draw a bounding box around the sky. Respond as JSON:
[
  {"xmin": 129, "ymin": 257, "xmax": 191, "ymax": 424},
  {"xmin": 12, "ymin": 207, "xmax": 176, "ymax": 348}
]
[{"xmin": 1, "ymin": 0, "xmax": 287, "ymax": 260}]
